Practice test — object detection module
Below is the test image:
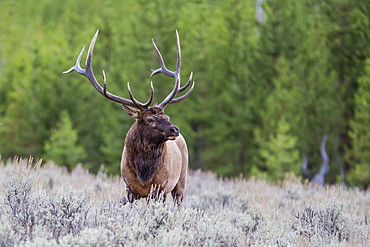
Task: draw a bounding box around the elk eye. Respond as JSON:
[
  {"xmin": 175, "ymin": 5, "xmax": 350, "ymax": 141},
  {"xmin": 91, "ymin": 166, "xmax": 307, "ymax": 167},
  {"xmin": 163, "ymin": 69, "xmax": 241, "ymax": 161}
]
[{"xmin": 147, "ymin": 118, "xmax": 153, "ymax": 123}]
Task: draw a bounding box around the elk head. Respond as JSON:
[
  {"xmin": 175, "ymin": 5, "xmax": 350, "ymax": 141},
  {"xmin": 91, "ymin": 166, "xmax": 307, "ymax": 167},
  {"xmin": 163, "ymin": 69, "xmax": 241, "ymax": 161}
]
[{"xmin": 63, "ymin": 30, "xmax": 194, "ymax": 144}]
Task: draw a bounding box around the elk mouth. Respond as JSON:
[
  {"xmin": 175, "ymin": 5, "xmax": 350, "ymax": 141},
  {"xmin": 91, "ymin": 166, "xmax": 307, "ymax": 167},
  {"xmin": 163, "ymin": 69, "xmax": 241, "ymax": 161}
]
[
  {"xmin": 165, "ymin": 125, "xmax": 180, "ymax": 140},
  {"xmin": 166, "ymin": 134, "xmax": 179, "ymax": 141},
  {"xmin": 162, "ymin": 125, "xmax": 180, "ymax": 141}
]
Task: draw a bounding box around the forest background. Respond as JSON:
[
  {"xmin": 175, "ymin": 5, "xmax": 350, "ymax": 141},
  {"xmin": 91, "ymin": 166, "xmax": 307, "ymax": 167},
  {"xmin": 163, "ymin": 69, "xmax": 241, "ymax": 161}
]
[{"xmin": 0, "ymin": 0, "xmax": 370, "ymax": 188}]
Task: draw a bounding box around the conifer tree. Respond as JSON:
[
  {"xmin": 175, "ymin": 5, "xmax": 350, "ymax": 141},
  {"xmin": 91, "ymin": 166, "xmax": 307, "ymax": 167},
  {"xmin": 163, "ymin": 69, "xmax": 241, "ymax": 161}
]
[
  {"xmin": 321, "ymin": 0, "xmax": 370, "ymax": 176},
  {"xmin": 44, "ymin": 111, "xmax": 87, "ymax": 171},
  {"xmin": 347, "ymin": 58, "xmax": 370, "ymax": 188},
  {"xmin": 254, "ymin": 117, "xmax": 300, "ymax": 180},
  {"xmin": 253, "ymin": 56, "xmax": 304, "ymax": 179},
  {"xmin": 176, "ymin": 1, "xmax": 229, "ymax": 172},
  {"xmin": 219, "ymin": 0, "xmax": 261, "ymax": 176},
  {"xmin": 321, "ymin": 0, "xmax": 370, "ymax": 110},
  {"xmin": 0, "ymin": 0, "xmax": 369, "ymax": 187},
  {"xmin": 253, "ymin": 0, "xmax": 341, "ymax": 181}
]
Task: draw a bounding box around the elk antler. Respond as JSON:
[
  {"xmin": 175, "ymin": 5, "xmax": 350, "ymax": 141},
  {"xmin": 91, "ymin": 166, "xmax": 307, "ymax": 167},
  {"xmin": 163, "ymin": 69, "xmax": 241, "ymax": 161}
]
[
  {"xmin": 150, "ymin": 30, "xmax": 195, "ymax": 109},
  {"xmin": 63, "ymin": 30, "xmax": 154, "ymax": 110}
]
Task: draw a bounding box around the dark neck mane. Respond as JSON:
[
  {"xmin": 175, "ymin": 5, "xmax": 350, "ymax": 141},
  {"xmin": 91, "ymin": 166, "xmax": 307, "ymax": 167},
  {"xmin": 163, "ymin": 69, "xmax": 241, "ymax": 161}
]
[{"xmin": 125, "ymin": 123, "xmax": 166, "ymax": 184}]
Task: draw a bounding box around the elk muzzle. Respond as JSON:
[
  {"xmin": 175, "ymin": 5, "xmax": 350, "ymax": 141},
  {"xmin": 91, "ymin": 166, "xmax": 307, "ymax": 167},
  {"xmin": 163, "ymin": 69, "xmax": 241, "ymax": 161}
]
[{"xmin": 166, "ymin": 125, "xmax": 180, "ymax": 140}]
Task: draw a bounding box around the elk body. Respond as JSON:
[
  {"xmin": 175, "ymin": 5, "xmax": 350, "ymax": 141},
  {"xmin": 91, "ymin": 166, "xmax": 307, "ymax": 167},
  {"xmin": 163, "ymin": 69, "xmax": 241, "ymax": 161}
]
[{"xmin": 64, "ymin": 30, "xmax": 194, "ymax": 205}]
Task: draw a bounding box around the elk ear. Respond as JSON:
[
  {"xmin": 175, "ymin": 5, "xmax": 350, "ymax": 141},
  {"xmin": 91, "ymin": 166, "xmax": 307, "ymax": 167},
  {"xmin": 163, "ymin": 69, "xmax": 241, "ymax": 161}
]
[{"xmin": 122, "ymin": 105, "xmax": 139, "ymax": 119}]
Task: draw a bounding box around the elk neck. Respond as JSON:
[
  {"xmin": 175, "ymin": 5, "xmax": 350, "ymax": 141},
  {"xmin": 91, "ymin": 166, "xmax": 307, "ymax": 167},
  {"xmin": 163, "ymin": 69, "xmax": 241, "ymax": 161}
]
[{"xmin": 124, "ymin": 122, "xmax": 167, "ymax": 184}]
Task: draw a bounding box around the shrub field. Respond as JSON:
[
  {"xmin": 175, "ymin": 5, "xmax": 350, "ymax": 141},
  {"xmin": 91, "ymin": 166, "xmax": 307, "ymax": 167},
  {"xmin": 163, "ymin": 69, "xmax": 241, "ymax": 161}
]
[{"xmin": 0, "ymin": 157, "xmax": 369, "ymax": 246}]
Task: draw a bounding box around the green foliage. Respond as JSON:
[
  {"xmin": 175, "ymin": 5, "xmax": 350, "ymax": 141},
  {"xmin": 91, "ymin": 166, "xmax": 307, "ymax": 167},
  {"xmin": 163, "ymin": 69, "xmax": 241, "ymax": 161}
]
[
  {"xmin": 253, "ymin": 0, "xmax": 344, "ymax": 182},
  {"xmin": 255, "ymin": 117, "xmax": 300, "ymax": 180},
  {"xmin": 43, "ymin": 111, "xmax": 87, "ymax": 171},
  {"xmin": 321, "ymin": 0, "xmax": 370, "ymax": 119},
  {"xmin": 0, "ymin": 0, "xmax": 369, "ymax": 187},
  {"xmin": 347, "ymin": 58, "xmax": 370, "ymax": 188}
]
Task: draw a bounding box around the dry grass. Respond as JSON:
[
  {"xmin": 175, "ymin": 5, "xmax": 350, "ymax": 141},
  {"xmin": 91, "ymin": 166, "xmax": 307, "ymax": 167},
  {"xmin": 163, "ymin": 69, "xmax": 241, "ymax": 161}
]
[{"xmin": 0, "ymin": 157, "xmax": 369, "ymax": 246}]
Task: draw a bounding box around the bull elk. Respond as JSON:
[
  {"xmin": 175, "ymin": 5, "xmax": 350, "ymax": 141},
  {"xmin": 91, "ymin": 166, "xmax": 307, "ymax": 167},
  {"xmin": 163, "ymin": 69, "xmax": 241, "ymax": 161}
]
[{"xmin": 63, "ymin": 30, "xmax": 194, "ymax": 205}]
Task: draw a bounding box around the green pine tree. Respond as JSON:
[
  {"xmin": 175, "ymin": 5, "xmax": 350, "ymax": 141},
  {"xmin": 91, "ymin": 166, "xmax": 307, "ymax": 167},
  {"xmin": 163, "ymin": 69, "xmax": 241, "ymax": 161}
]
[
  {"xmin": 254, "ymin": 117, "xmax": 300, "ymax": 181},
  {"xmin": 44, "ymin": 111, "xmax": 87, "ymax": 171},
  {"xmin": 347, "ymin": 58, "xmax": 370, "ymax": 188},
  {"xmin": 253, "ymin": 57, "xmax": 303, "ymax": 179},
  {"xmin": 253, "ymin": 0, "xmax": 342, "ymax": 181},
  {"xmin": 321, "ymin": 0, "xmax": 370, "ymax": 185}
]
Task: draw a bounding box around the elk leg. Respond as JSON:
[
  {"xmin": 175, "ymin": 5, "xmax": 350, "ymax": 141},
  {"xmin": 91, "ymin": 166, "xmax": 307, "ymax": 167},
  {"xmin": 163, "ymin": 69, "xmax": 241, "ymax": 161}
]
[
  {"xmin": 120, "ymin": 178, "xmax": 139, "ymax": 204},
  {"xmin": 120, "ymin": 190, "xmax": 135, "ymax": 205},
  {"xmin": 171, "ymin": 186, "xmax": 184, "ymax": 206}
]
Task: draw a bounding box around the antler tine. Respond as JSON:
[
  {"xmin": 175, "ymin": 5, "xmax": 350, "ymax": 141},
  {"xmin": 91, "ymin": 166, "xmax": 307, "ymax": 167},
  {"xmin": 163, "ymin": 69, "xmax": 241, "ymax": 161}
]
[
  {"xmin": 63, "ymin": 45, "xmax": 86, "ymax": 75},
  {"xmin": 178, "ymin": 72, "xmax": 193, "ymax": 94},
  {"xmin": 175, "ymin": 29, "xmax": 181, "ymax": 74},
  {"xmin": 127, "ymin": 82, "xmax": 154, "ymax": 109},
  {"xmin": 170, "ymin": 81, "xmax": 195, "ymax": 104},
  {"xmin": 150, "ymin": 30, "xmax": 194, "ymax": 108},
  {"xmin": 64, "ymin": 30, "xmax": 152, "ymax": 110},
  {"xmin": 151, "ymin": 30, "xmax": 186, "ymax": 109},
  {"xmin": 103, "ymin": 70, "xmax": 154, "ymax": 109},
  {"xmin": 144, "ymin": 81, "xmax": 155, "ymax": 108},
  {"xmin": 150, "ymin": 37, "xmax": 177, "ymax": 78},
  {"xmin": 169, "ymin": 72, "xmax": 195, "ymax": 104}
]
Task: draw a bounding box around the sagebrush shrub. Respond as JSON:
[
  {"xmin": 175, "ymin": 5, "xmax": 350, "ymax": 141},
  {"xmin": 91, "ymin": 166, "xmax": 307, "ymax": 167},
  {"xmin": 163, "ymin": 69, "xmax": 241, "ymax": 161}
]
[
  {"xmin": 295, "ymin": 197, "xmax": 351, "ymax": 244},
  {"xmin": 1, "ymin": 159, "xmax": 369, "ymax": 246}
]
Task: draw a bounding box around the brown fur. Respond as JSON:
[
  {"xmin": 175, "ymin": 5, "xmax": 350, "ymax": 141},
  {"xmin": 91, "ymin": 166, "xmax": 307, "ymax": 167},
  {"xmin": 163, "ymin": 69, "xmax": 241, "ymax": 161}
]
[{"xmin": 120, "ymin": 105, "xmax": 188, "ymax": 205}]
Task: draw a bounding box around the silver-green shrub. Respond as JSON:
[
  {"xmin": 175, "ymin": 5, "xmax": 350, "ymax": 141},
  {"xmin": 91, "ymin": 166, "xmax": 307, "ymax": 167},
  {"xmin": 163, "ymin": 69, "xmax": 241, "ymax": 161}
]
[{"xmin": 0, "ymin": 158, "xmax": 369, "ymax": 246}]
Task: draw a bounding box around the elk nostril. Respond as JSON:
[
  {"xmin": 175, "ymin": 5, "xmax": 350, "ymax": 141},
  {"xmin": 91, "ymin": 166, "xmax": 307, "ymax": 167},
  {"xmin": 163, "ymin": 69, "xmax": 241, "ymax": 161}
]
[{"xmin": 170, "ymin": 126, "xmax": 180, "ymax": 134}]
